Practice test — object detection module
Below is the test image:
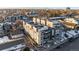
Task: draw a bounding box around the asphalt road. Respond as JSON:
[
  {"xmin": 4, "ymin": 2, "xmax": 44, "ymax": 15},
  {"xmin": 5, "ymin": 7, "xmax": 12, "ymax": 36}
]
[
  {"xmin": 0, "ymin": 39, "xmax": 25, "ymax": 50},
  {"xmin": 52, "ymin": 38, "xmax": 79, "ymax": 51}
]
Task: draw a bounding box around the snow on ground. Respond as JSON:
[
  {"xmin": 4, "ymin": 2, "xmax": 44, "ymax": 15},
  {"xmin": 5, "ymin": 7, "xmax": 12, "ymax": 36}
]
[
  {"xmin": 0, "ymin": 36, "xmax": 10, "ymax": 44},
  {"xmin": 2, "ymin": 44, "xmax": 26, "ymax": 51},
  {"xmin": 11, "ymin": 34, "xmax": 24, "ymax": 39},
  {"xmin": 53, "ymin": 30, "xmax": 79, "ymax": 45},
  {"xmin": 0, "ymin": 34, "xmax": 24, "ymax": 44},
  {"xmin": 66, "ymin": 30, "xmax": 79, "ymax": 38}
]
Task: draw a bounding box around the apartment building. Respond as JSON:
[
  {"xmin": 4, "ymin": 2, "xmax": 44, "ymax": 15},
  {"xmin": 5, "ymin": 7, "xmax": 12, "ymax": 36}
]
[
  {"xmin": 33, "ymin": 17, "xmax": 53, "ymax": 28},
  {"xmin": 23, "ymin": 19, "xmax": 52, "ymax": 45}
]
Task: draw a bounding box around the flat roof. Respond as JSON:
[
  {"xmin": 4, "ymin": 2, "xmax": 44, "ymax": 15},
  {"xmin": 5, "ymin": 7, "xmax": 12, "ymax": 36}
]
[
  {"xmin": 25, "ymin": 19, "xmax": 45, "ymax": 29},
  {"xmin": 34, "ymin": 24, "xmax": 44, "ymax": 29},
  {"xmin": 49, "ymin": 17, "xmax": 65, "ymax": 20}
]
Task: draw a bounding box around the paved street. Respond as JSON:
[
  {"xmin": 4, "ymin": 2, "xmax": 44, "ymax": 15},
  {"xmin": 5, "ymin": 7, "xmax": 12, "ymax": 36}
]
[
  {"xmin": 0, "ymin": 39, "xmax": 25, "ymax": 50},
  {"xmin": 52, "ymin": 38, "xmax": 79, "ymax": 51}
]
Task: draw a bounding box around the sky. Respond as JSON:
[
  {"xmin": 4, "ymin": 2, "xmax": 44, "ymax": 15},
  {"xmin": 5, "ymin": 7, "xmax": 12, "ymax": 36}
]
[{"xmin": 0, "ymin": 0, "xmax": 79, "ymax": 8}]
